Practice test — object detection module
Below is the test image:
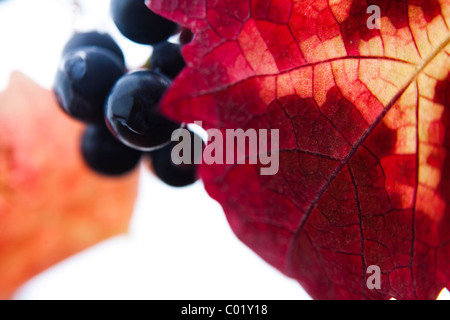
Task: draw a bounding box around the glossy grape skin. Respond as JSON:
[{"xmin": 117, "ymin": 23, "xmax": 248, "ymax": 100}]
[
  {"xmin": 62, "ymin": 31, "xmax": 125, "ymax": 66},
  {"xmin": 150, "ymin": 129, "xmax": 203, "ymax": 187},
  {"xmin": 53, "ymin": 47, "xmax": 125, "ymax": 124},
  {"xmin": 151, "ymin": 42, "xmax": 185, "ymax": 79},
  {"xmin": 81, "ymin": 125, "xmax": 142, "ymax": 176},
  {"xmin": 105, "ymin": 70, "xmax": 180, "ymax": 151},
  {"xmin": 110, "ymin": 0, "xmax": 177, "ymax": 45}
]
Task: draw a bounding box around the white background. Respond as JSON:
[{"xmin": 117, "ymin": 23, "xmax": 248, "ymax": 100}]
[{"xmin": 0, "ymin": 0, "xmax": 448, "ymax": 300}]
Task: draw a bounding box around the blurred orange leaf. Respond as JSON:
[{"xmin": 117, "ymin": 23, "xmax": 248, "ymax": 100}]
[{"xmin": 0, "ymin": 72, "xmax": 139, "ymax": 299}]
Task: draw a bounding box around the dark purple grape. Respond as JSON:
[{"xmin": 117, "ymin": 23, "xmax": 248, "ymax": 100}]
[
  {"xmin": 150, "ymin": 129, "xmax": 203, "ymax": 187},
  {"xmin": 81, "ymin": 124, "xmax": 142, "ymax": 176},
  {"xmin": 62, "ymin": 31, "xmax": 125, "ymax": 66},
  {"xmin": 105, "ymin": 70, "xmax": 180, "ymax": 151},
  {"xmin": 53, "ymin": 47, "xmax": 125, "ymax": 124},
  {"xmin": 151, "ymin": 42, "xmax": 185, "ymax": 79},
  {"xmin": 179, "ymin": 28, "xmax": 193, "ymax": 45},
  {"xmin": 110, "ymin": 0, "xmax": 177, "ymax": 45}
]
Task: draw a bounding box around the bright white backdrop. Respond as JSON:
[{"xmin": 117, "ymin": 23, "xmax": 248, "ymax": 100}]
[{"xmin": 0, "ymin": 0, "xmax": 448, "ymax": 300}]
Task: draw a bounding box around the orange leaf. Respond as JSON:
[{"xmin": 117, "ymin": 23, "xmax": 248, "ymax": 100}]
[{"xmin": 0, "ymin": 72, "xmax": 139, "ymax": 299}]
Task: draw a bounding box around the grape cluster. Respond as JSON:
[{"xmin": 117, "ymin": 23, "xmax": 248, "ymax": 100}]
[{"xmin": 53, "ymin": 0, "xmax": 200, "ymax": 187}]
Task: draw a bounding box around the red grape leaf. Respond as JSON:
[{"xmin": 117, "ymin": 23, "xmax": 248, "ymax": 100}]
[
  {"xmin": 0, "ymin": 72, "xmax": 139, "ymax": 299},
  {"xmin": 148, "ymin": 0, "xmax": 450, "ymax": 299}
]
